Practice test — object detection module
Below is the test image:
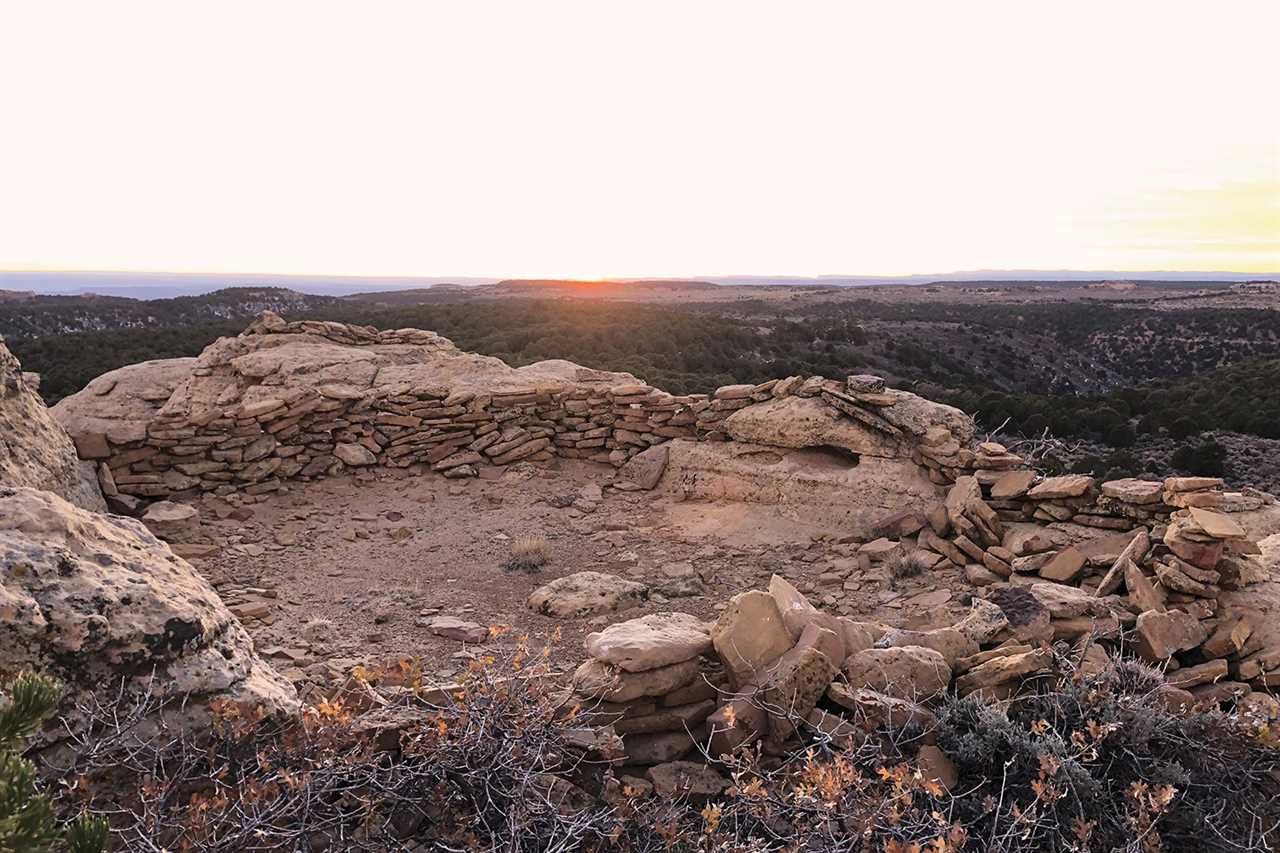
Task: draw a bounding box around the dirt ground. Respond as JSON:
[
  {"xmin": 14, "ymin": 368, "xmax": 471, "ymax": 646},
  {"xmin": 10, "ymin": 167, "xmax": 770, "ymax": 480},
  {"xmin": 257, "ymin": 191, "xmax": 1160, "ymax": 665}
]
[{"xmin": 185, "ymin": 458, "xmax": 977, "ymax": 694}]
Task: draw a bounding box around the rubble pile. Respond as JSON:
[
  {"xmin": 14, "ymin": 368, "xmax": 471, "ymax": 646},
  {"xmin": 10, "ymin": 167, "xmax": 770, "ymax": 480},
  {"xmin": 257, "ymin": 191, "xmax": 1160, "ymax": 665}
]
[
  {"xmin": 870, "ymin": 460, "xmax": 1280, "ymax": 704},
  {"xmin": 560, "ymin": 575, "xmax": 1054, "ymax": 782}
]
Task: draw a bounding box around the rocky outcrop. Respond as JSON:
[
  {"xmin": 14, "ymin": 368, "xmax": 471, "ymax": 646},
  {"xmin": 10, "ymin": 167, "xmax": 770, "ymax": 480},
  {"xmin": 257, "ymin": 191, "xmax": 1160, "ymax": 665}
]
[
  {"xmin": 0, "ymin": 486, "xmax": 298, "ymax": 744},
  {"xmin": 0, "ymin": 340, "xmax": 105, "ymax": 511}
]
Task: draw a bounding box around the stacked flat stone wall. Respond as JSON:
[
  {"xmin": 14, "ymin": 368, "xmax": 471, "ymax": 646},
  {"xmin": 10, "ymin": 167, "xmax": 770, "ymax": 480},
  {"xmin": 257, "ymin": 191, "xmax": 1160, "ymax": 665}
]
[{"xmin": 63, "ymin": 318, "xmax": 977, "ymax": 503}]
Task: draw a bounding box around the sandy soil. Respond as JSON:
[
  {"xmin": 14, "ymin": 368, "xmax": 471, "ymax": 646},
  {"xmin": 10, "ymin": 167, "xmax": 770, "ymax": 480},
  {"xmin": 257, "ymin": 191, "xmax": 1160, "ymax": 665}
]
[{"xmin": 185, "ymin": 459, "xmax": 977, "ymax": 694}]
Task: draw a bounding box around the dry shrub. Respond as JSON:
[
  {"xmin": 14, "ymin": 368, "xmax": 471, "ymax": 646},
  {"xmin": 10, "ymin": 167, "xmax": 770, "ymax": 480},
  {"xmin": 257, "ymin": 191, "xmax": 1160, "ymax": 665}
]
[
  {"xmin": 505, "ymin": 533, "xmax": 551, "ymax": 572},
  {"xmin": 40, "ymin": 643, "xmax": 1280, "ymax": 852},
  {"xmin": 886, "ymin": 549, "xmax": 929, "ymax": 580},
  {"xmin": 933, "ymin": 653, "xmax": 1280, "ymax": 852}
]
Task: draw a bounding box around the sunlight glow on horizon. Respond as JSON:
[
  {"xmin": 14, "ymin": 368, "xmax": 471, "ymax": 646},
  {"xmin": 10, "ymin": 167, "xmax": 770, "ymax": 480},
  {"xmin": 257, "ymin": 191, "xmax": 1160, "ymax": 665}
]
[{"xmin": 1, "ymin": 1, "xmax": 1277, "ymax": 279}]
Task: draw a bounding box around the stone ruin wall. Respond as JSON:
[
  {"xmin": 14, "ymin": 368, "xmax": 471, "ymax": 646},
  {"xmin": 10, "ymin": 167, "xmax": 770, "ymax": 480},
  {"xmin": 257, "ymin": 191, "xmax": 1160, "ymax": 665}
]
[{"xmin": 56, "ymin": 313, "xmax": 983, "ymax": 507}]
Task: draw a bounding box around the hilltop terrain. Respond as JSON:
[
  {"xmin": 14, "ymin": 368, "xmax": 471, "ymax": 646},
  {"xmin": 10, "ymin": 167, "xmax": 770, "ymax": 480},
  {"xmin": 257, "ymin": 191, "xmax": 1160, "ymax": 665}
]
[
  {"xmin": 1, "ymin": 312, "xmax": 1278, "ymax": 850},
  {"xmin": 1, "ymin": 312, "xmax": 1279, "ymax": 850}
]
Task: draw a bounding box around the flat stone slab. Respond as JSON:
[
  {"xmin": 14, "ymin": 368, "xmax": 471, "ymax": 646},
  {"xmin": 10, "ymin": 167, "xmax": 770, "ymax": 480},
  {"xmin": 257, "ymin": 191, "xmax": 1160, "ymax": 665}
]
[
  {"xmin": 1188, "ymin": 507, "xmax": 1246, "ymax": 540},
  {"xmin": 1027, "ymin": 474, "xmax": 1094, "ymax": 500},
  {"xmin": 584, "ymin": 612, "xmax": 712, "ymax": 672},
  {"xmin": 1101, "ymin": 478, "xmax": 1165, "ymax": 505}
]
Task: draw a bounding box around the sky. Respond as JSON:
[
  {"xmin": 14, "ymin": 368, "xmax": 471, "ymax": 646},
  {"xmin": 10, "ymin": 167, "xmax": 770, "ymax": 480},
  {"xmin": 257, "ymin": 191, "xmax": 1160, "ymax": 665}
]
[{"xmin": 1, "ymin": 1, "xmax": 1277, "ymax": 279}]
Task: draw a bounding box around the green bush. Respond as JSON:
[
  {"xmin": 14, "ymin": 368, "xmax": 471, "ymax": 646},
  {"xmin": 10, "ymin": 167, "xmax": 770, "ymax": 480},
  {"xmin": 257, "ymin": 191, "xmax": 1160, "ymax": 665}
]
[
  {"xmin": 1171, "ymin": 439, "xmax": 1227, "ymax": 476},
  {"xmin": 0, "ymin": 674, "xmax": 107, "ymax": 853}
]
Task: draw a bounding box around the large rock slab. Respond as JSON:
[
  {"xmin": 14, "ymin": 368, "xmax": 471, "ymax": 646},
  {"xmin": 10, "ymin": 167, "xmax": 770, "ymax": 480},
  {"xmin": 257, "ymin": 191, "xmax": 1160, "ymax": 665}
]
[
  {"xmin": 142, "ymin": 500, "xmax": 200, "ymax": 542},
  {"xmin": 955, "ymin": 649, "xmax": 1050, "ymax": 697},
  {"xmin": 0, "ymin": 487, "xmax": 297, "ymax": 745},
  {"xmin": 584, "ymin": 612, "xmax": 712, "ymax": 672},
  {"xmin": 1027, "ymin": 475, "xmax": 1095, "ymax": 500},
  {"xmin": 767, "ymin": 574, "xmax": 856, "ymax": 659},
  {"xmin": 1135, "ymin": 610, "xmax": 1209, "ymax": 662},
  {"xmin": 761, "ymin": 645, "xmax": 839, "ymax": 742},
  {"xmin": 876, "ymin": 626, "xmax": 978, "ymax": 668},
  {"xmin": 723, "ymin": 391, "xmax": 973, "ymax": 459},
  {"xmin": 645, "ymin": 761, "xmax": 728, "ymax": 802},
  {"xmin": 712, "ymin": 590, "xmax": 795, "ymax": 687},
  {"xmin": 52, "ymin": 356, "xmax": 196, "ymax": 449},
  {"xmin": 0, "ymin": 341, "xmax": 104, "ymax": 511}
]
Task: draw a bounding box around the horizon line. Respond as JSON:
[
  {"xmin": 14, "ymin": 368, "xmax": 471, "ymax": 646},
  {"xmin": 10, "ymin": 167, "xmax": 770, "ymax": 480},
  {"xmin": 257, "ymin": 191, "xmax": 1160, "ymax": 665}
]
[{"xmin": 2, "ymin": 267, "xmax": 1278, "ymax": 281}]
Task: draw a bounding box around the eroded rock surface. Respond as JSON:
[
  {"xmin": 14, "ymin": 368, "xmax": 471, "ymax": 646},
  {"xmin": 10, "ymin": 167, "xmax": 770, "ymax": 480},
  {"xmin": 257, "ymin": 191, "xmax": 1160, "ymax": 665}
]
[
  {"xmin": 0, "ymin": 341, "xmax": 104, "ymax": 511},
  {"xmin": 0, "ymin": 487, "xmax": 297, "ymax": 744},
  {"xmin": 659, "ymin": 439, "xmax": 943, "ymax": 533}
]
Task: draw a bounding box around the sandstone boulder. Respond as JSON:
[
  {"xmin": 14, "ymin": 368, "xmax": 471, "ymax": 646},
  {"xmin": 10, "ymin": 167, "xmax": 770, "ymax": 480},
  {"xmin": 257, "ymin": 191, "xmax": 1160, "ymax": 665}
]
[
  {"xmin": 762, "ymin": 645, "xmax": 839, "ymax": 741},
  {"xmin": 623, "ymin": 731, "xmax": 695, "ymax": 765},
  {"xmin": 1002, "ymin": 523, "xmax": 1071, "ymax": 556},
  {"xmin": 659, "ymin": 439, "xmax": 944, "ymax": 536},
  {"xmin": 0, "ymin": 487, "xmax": 297, "ymax": 745},
  {"xmin": 528, "ymin": 572, "xmax": 648, "ymax": 618},
  {"xmin": 826, "ymin": 684, "xmax": 937, "ymax": 733},
  {"xmin": 1029, "ymin": 582, "xmax": 1103, "ymax": 618},
  {"xmin": 767, "ymin": 574, "xmax": 853, "ymax": 658},
  {"xmin": 1101, "ymin": 478, "xmax": 1165, "ymax": 505},
  {"xmin": 141, "ymin": 500, "xmax": 200, "ymax": 542},
  {"xmin": 334, "ymin": 442, "xmax": 377, "ymax": 466},
  {"xmin": 425, "ymin": 616, "xmax": 489, "ymax": 643},
  {"xmin": 955, "ymin": 648, "xmax": 1050, "ymax": 697},
  {"xmin": 1027, "ymin": 475, "xmax": 1095, "ymax": 500},
  {"xmin": 0, "ymin": 341, "xmax": 104, "ymax": 511},
  {"xmin": 1135, "ymin": 610, "xmax": 1208, "ymax": 662},
  {"xmin": 52, "ymin": 356, "xmax": 196, "ymax": 449},
  {"xmin": 645, "ymin": 761, "xmax": 728, "ymax": 802},
  {"xmin": 991, "ymin": 469, "xmax": 1037, "ymax": 500},
  {"xmin": 1123, "ymin": 560, "xmax": 1165, "ymax": 613},
  {"xmin": 871, "ymin": 390, "xmax": 975, "ymax": 443},
  {"xmin": 953, "ymin": 598, "xmax": 1010, "ymax": 645},
  {"xmin": 617, "ymin": 444, "xmax": 669, "ymax": 490},
  {"xmin": 844, "ymin": 646, "xmax": 951, "ymax": 701},
  {"xmin": 722, "ymin": 395, "xmax": 901, "ymax": 457},
  {"xmin": 712, "ymin": 590, "xmax": 794, "ymax": 687},
  {"xmin": 916, "ymin": 745, "xmax": 958, "ymax": 792},
  {"xmin": 876, "ymin": 627, "xmax": 978, "ymax": 668}
]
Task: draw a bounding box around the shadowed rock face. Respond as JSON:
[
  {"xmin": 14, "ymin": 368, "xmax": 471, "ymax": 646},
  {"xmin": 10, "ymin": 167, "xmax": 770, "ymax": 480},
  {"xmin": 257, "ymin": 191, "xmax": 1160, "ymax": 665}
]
[
  {"xmin": 658, "ymin": 439, "xmax": 943, "ymax": 533},
  {"xmin": 0, "ymin": 340, "xmax": 105, "ymax": 511},
  {"xmin": 723, "ymin": 391, "xmax": 974, "ymax": 459},
  {"xmin": 0, "ymin": 486, "xmax": 298, "ymax": 746}
]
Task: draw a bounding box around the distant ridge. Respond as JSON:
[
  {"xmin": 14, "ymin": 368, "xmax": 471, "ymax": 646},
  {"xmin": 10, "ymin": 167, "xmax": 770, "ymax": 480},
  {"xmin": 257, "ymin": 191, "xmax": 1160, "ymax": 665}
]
[{"xmin": 2, "ymin": 269, "xmax": 1275, "ymax": 300}]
